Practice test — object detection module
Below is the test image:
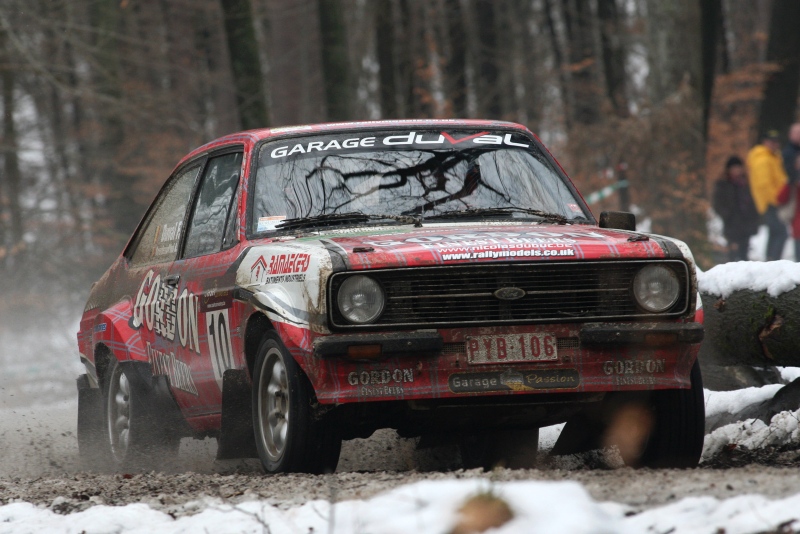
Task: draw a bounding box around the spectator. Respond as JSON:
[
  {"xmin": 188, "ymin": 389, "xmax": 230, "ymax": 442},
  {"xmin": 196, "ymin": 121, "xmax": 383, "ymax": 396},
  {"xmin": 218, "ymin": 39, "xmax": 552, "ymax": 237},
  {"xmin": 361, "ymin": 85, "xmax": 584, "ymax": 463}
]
[
  {"xmin": 746, "ymin": 130, "xmax": 788, "ymax": 261},
  {"xmin": 781, "ymin": 123, "xmax": 800, "ymax": 260},
  {"xmin": 777, "ymin": 153, "xmax": 800, "ymax": 261},
  {"xmin": 783, "ymin": 123, "xmax": 800, "ymax": 185},
  {"xmin": 713, "ymin": 156, "xmax": 759, "ymax": 262}
]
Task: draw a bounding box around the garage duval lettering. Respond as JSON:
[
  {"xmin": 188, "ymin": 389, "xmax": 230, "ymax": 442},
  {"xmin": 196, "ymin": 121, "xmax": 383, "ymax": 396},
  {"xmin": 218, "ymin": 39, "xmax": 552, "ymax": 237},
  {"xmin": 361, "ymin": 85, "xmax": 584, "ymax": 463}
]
[
  {"xmin": 131, "ymin": 270, "xmax": 201, "ymax": 355},
  {"xmin": 449, "ymin": 368, "xmax": 580, "ymax": 394},
  {"xmin": 348, "ymin": 368, "xmax": 414, "ymax": 397}
]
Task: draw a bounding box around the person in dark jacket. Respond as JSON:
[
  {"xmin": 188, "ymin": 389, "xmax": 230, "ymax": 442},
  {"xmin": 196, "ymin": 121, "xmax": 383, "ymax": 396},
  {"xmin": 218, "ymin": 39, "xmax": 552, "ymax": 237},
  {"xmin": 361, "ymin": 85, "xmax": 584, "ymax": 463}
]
[{"xmin": 714, "ymin": 156, "xmax": 759, "ymax": 261}]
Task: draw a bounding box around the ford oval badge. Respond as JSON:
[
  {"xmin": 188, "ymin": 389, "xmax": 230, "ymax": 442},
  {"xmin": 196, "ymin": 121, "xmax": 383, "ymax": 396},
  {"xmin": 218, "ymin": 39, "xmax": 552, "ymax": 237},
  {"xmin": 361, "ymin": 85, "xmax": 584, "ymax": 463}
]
[{"xmin": 494, "ymin": 287, "xmax": 526, "ymax": 301}]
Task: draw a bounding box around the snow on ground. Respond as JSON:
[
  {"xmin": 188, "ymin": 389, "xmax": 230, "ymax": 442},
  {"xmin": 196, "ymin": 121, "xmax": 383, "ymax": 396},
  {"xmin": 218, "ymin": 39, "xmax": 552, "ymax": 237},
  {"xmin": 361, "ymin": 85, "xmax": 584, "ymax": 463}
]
[
  {"xmin": 704, "ymin": 385, "xmax": 784, "ymax": 420},
  {"xmin": 703, "ymin": 407, "xmax": 800, "ymax": 460},
  {"xmin": 698, "ymin": 259, "xmax": 800, "ymax": 298},
  {"xmin": 4, "ymin": 478, "xmax": 800, "ymax": 534},
  {"xmin": 3, "ymin": 378, "xmax": 800, "ymax": 532}
]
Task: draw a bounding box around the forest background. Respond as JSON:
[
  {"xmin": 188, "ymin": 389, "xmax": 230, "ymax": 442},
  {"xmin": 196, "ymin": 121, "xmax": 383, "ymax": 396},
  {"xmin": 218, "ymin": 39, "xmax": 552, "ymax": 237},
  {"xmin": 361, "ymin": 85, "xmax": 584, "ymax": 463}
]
[{"xmin": 1, "ymin": 0, "xmax": 799, "ymax": 326}]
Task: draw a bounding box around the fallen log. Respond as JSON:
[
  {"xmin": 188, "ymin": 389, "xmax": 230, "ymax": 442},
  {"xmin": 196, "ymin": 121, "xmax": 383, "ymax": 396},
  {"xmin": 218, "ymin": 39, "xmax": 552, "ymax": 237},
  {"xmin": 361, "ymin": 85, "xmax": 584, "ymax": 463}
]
[
  {"xmin": 700, "ymin": 288, "xmax": 800, "ymax": 368},
  {"xmin": 698, "ymin": 261, "xmax": 800, "ymax": 390}
]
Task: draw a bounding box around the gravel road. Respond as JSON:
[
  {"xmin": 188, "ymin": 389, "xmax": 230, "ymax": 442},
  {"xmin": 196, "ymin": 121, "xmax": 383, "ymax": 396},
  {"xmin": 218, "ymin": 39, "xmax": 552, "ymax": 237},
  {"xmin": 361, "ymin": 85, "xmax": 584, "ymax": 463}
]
[{"xmin": 3, "ymin": 398, "xmax": 800, "ymax": 517}]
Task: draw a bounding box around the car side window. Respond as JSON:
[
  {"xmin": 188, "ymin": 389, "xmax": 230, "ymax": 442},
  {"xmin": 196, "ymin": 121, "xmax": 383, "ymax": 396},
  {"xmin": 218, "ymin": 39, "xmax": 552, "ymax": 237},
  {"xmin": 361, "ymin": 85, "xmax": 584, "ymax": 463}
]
[
  {"xmin": 183, "ymin": 152, "xmax": 243, "ymax": 258},
  {"xmin": 129, "ymin": 165, "xmax": 201, "ymax": 266}
]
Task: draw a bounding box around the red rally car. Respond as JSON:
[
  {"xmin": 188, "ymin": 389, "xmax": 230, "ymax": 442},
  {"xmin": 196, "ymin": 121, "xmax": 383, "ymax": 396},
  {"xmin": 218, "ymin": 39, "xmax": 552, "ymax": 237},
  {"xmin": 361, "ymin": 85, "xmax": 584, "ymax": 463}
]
[{"xmin": 76, "ymin": 119, "xmax": 705, "ymax": 473}]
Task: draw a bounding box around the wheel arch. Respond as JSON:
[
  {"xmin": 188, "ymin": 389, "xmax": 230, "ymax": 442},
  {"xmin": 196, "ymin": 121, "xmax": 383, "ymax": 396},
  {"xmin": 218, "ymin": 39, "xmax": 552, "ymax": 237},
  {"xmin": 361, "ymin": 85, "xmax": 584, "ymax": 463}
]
[
  {"xmin": 244, "ymin": 311, "xmax": 275, "ymax": 378},
  {"xmin": 94, "ymin": 343, "xmax": 114, "ymax": 388}
]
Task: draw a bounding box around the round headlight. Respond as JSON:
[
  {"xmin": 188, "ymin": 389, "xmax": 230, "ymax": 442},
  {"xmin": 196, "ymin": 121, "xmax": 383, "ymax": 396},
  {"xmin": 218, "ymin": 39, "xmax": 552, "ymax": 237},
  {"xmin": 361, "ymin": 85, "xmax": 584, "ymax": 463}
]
[
  {"xmin": 633, "ymin": 265, "xmax": 681, "ymax": 313},
  {"xmin": 337, "ymin": 275, "xmax": 385, "ymax": 324}
]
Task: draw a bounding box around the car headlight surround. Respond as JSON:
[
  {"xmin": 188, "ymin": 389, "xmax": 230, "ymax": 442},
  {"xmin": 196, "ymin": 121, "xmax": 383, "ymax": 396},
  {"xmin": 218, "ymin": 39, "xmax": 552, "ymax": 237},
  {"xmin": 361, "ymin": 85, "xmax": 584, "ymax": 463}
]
[
  {"xmin": 633, "ymin": 264, "xmax": 681, "ymax": 313},
  {"xmin": 337, "ymin": 275, "xmax": 385, "ymax": 324}
]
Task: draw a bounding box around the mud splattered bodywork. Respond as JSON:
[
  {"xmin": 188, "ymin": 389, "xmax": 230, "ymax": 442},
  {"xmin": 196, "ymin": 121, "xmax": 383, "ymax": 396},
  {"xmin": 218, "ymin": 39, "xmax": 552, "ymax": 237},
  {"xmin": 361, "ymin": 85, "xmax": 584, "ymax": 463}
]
[{"xmin": 76, "ymin": 119, "xmax": 702, "ymax": 468}]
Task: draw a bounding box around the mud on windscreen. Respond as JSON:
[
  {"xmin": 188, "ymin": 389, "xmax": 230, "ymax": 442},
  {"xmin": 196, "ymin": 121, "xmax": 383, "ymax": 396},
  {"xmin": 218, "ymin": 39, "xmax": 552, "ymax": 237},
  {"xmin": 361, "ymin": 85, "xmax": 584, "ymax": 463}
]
[{"xmin": 251, "ymin": 130, "xmax": 587, "ymax": 233}]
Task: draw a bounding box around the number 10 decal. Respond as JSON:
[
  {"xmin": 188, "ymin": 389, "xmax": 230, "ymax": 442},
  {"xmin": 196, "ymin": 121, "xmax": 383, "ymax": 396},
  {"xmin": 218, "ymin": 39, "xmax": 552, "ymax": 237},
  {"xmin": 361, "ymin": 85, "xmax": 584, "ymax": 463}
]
[{"xmin": 207, "ymin": 309, "xmax": 234, "ymax": 391}]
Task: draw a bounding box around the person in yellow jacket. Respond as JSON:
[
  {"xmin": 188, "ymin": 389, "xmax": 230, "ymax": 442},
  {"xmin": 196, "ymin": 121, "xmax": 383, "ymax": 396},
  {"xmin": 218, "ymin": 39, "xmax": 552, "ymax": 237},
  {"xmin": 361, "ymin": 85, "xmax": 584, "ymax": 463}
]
[{"xmin": 746, "ymin": 130, "xmax": 788, "ymax": 261}]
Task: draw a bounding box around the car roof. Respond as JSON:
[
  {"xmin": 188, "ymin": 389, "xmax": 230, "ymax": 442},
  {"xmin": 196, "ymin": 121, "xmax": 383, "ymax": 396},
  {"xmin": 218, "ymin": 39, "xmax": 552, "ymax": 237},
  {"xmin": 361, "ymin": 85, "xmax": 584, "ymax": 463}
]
[{"xmin": 177, "ymin": 119, "xmax": 532, "ymax": 168}]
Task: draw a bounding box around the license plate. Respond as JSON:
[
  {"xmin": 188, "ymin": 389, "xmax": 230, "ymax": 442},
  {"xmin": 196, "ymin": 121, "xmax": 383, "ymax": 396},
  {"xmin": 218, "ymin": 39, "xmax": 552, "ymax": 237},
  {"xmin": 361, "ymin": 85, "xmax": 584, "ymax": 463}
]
[{"xmin": 466, "ymin": 333, "xmax": 558, "ymax": 364}]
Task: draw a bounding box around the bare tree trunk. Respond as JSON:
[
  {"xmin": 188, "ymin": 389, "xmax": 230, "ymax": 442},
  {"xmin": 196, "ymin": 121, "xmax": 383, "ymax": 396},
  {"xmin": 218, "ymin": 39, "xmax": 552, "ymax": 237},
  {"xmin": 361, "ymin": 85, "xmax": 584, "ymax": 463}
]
[
  {"xmin": 444, "ymin": 0, "xmax": 467, "ymax": 118},
  {"xmin": 0, "ymin": 28, "xmax": 22, "ymax": 251},
  {"xmin": 543, "ymin": 0, "xmax": 572, "ymax": 130},
  {"xmin": 646, "ymin": 0, "xmax": 703, "ymax": 104},
  {"xmin": 758, "ymin": 0, "xmax": 800, "ymax": 139},
  {"xmin": 318, "ymin": 0, "xmax": 351, "ymax": 121},
  {"xmin": 474, "ymin": 0, "xmax": 500, "ymax": 118},
  {"xmin": 700, "ymin": 0, "xmax": 723, "ymax": 139},
  {"xmin": 375, "ymin": 0, "xmax": 398, "ymax": 118},
  {"xmin": 562, "ymin": 0, "xmax": 600, "ymax": 125},
  {"xmin": 220, "ymin": 0, "xmax": 269, "ymax": 129},
  {"xmin": 597, "ymin": 0, "xmax": 628, "ymax": 118},
  {"xmin": 265, "ymin": 0, "xmax": 326, "ymax": 125}
]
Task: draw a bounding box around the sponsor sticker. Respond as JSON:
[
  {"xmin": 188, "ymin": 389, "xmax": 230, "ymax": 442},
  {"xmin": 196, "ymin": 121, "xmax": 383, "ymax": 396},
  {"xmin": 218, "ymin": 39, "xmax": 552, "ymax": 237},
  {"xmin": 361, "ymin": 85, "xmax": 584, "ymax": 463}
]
[
  {"xmin": 267, "ymin": 131, "xmax": 531, "ymax": 160},
  {"xmin": 147, "ymin": 342, "xmax": 198, "ymax": 395},
  {"xmin": 603, "ymin": 359, "xmax": 665, "ymax": 386},
  {"xmin": 249, "ymin": 253, "xmax": 312, "ymax": 285},
  {"xmin": 131, "ymin": 270, "xmax": 201, "ymax": 355},
  {"xmin": 257, "ymin": 215, "xmax": 286, "ymax": 232},
  {"xmin": 347, "ymin": 368, "xmax": 415, "ymax": 398},
  {"xmin": 448, "ymin": 368, "xmax": 579, "ymax": 394}
]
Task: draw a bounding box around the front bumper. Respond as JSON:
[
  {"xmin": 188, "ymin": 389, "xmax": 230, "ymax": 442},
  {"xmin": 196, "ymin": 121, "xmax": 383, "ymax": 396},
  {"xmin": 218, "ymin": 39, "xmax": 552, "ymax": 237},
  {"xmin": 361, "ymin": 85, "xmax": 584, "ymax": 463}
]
[{"xmin": 299, "ymin": 322, "xmax": 703, "ymax": 404}]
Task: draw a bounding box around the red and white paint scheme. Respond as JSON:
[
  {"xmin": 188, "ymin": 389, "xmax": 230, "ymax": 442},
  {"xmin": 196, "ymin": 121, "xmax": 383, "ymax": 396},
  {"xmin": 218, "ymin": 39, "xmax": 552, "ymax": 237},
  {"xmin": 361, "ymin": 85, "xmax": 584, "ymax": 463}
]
[{"xmin": 76, "ymin": 119, "xmax": 705, "ymax": 474}]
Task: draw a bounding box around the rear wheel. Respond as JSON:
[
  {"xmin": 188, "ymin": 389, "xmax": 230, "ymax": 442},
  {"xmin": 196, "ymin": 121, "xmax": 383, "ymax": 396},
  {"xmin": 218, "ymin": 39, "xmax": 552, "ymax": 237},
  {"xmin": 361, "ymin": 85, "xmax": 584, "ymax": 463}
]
[
  {"xmin": 103, "ymin": 360, "xmax": 179, "ymax": 470},
  {"xmin": 252, "ymin": 332, "xmax": 341, "ymax": 474}
]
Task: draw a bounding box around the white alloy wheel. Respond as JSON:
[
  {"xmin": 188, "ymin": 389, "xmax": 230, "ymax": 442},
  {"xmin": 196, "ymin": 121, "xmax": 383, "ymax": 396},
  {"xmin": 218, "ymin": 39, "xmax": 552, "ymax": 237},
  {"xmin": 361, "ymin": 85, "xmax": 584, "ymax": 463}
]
[
  {"xmin": 107, "ymin": 365, "xmax": 131, "ymax": 462},
  {"xmin": 257, "ymin": 347, "xmax": 290, "ymax": 462}
]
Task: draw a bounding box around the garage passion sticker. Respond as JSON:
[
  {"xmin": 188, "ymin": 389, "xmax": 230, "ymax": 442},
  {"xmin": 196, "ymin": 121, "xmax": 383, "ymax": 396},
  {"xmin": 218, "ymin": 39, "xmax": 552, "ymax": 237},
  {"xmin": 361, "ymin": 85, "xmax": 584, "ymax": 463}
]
[
  {"xmin": 266, "ymin": 130, "xmax": 531, "ymax": 161},
  {"xmin": 448, "ymin": 368, "xmax": 580, "ymax": 393}
]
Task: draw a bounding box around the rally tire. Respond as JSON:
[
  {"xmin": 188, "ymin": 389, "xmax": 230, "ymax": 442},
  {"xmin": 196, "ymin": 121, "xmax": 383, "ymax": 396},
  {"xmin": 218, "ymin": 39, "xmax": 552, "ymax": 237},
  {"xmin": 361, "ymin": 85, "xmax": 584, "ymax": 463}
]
[
  {"xmin": 103, "ymin": 360, "xmax": 180, "ymax": 471},
  {"xmin": 252, "ymin": 332, "xmax": 341, "ymax": 474},
  {"xmin": 639, "ymin": 360, "xmax": 705, "ymax": 468},
  {"xmin": 552, "ymin": 360, "xmax": 705, "ymax": 468}
]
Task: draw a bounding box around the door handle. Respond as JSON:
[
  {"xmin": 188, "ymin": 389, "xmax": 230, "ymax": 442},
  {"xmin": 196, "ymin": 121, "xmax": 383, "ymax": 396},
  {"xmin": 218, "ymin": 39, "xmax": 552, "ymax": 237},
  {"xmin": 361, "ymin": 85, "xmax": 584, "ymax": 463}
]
[{"xmin": 164, "ymin": 274, "xmax": 181, "ymax": 286}]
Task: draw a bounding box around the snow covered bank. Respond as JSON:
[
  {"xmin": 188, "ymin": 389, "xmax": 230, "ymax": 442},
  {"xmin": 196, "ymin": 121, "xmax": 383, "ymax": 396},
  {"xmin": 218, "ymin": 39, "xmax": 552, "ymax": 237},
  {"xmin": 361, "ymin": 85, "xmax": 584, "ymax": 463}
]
[
  {"xmin": 698, "ymin": 260, "xmax": 800, "ymax": 298},
  {"xmin": 3, "ymin": 478, "xmax": 800, "ymax": 534}
]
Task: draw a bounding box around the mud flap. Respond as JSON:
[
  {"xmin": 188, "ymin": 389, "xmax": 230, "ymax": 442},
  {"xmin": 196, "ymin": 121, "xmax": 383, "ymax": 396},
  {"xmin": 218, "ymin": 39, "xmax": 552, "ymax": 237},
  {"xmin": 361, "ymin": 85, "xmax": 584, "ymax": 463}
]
[
  {"xmin": 217, "ymin": 369, "xmax": 258, "ymax": 459},
  {"xmin": 119, "ymin": 361, "xmax": 191, "ymax": 438}
]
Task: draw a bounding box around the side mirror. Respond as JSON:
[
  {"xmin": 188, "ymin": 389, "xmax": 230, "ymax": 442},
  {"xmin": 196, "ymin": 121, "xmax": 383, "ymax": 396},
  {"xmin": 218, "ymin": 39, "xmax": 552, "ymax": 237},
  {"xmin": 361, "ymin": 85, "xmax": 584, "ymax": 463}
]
[{"xmin": 599, "ymin": 211, "xmax": 636, "ymax": 231}]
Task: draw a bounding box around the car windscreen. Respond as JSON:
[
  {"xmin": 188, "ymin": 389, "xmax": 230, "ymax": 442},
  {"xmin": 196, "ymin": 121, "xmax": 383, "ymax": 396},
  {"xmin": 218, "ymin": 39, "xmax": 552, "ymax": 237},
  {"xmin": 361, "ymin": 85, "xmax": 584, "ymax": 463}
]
[{"xmin": 251, "ymin": 129, "xmax": 588, "ymax": 233}]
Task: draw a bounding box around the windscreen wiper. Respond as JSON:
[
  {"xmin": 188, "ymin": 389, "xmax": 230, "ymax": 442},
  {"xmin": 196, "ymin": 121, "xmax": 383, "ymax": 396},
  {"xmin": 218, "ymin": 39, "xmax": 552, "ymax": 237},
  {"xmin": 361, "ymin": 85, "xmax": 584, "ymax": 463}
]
[
  {"xmin": 423, "ymin": 207, "xmax": 571, "ymax": 225},
  {"xmin": 274, "ymin": 211, "xmax": 422, "ymax": 231}
]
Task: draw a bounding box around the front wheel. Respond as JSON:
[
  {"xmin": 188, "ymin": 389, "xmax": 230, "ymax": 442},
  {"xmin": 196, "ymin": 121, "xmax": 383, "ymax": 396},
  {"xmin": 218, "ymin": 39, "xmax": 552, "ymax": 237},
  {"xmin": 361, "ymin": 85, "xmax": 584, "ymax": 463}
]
[
  {"xmin": 252, "ymin": 332, "xmax": 341, "ymax": 474},
  {"xmin": 553, "ymin": 360, "xmax": 705, "ymax": 468},
  {"xmin": 638, "ymin": 360, "xmax": 705, "ymax": 468}
]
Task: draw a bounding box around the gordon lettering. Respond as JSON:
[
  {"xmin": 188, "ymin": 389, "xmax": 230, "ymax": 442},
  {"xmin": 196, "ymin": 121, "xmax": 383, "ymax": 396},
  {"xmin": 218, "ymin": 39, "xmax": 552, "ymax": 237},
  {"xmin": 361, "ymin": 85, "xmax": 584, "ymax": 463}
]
[
  {"xmin": 602, "ymin": 359, "xmax": 666, "ymax": 376},
  {"xmin": 347, "ymin": 368, "xmax": 414, "ymax": 386}
]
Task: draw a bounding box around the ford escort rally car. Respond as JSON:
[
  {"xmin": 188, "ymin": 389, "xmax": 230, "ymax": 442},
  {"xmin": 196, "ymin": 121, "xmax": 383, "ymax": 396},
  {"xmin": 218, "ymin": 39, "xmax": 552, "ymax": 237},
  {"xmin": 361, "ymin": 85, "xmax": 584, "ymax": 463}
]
[{"xmin": 76, "ymin": 119, "xmax": 704, "ymax": 473}]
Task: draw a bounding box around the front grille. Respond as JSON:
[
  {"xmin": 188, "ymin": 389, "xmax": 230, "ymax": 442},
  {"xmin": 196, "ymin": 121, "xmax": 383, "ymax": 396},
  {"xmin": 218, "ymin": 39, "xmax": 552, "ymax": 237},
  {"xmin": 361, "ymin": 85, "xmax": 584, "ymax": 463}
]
[{"xmin": 329, "ymin": 261, "xmax": 690, "ymax": 329}]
